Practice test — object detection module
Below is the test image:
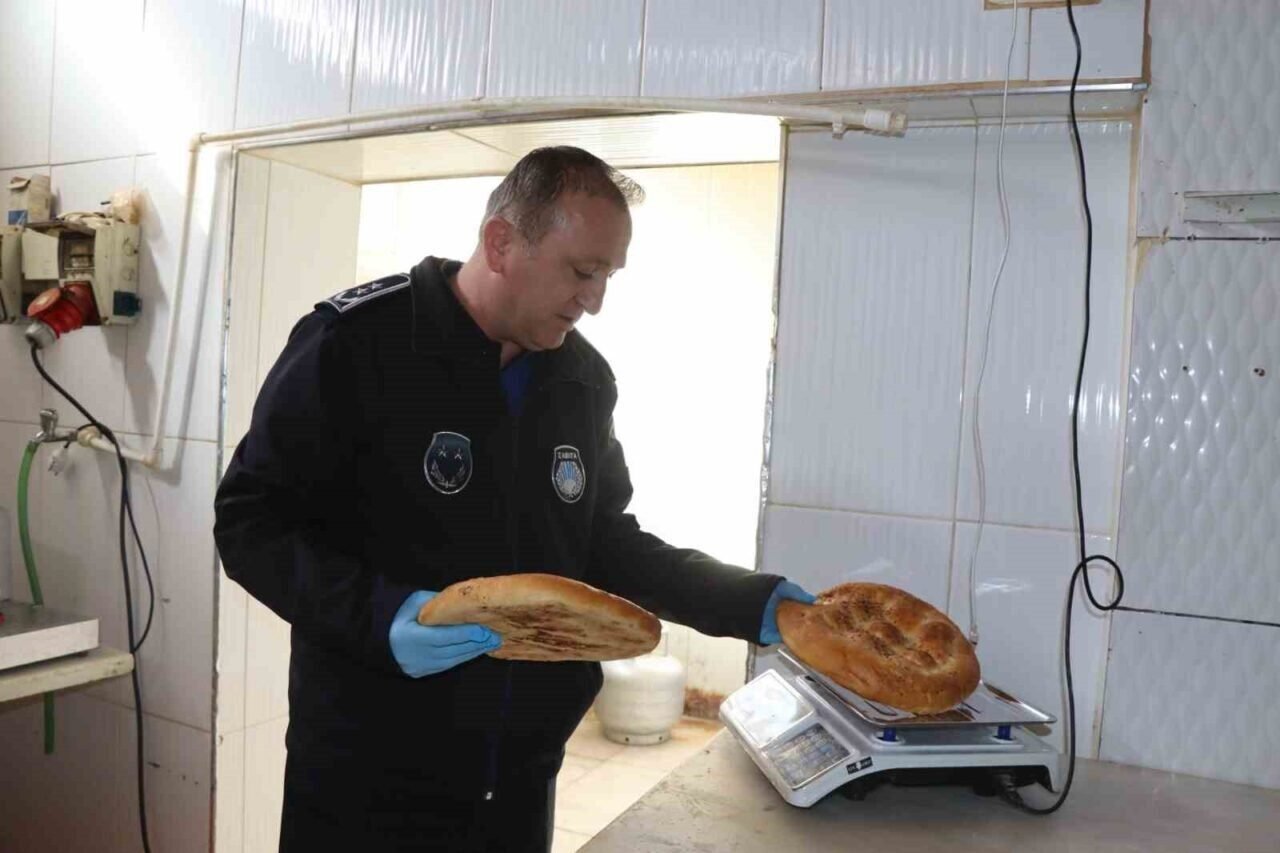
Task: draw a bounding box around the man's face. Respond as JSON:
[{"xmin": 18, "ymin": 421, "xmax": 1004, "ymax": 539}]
[{"xmin": 496, "ymin": 191, "xmax": 631, "ymax": 352}]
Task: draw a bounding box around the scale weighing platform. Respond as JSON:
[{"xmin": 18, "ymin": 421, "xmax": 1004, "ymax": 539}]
[{"xmin": 720, "ymin": 649, "xmax": 1063, "ymax": 808}]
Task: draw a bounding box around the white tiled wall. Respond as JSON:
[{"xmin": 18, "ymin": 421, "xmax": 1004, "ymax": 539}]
[
  {"xmin": 352, "ymin": 0, "xmax": 490, "ymax": 112},
  {"xmin": 768, "ymin": 120, "xmax": 1134, "ymax": 758},
  {"xmin": 643, "ymin": 0, "xmax": 823, "ymax": 97},
  {"xmin": 770, "ymin": 127, "xmax": 977, "ymax": 519},
  {"xmin": 0, "ymin": 692, "xmax": 211, "ymax": 852},
  {"xmin": 1102, "ymin": 1, "xmax": 1280, "ymax": 789},
  {"xmin": 822, "ymin": 0, "xmax": 1030, "ymax": 91},
  {"xmin": 490, "ymin": 0, "xmax": 644, "ymax": 97},
  {"xmin": 1100, "ymin": 610, "xmax": 1280, "ymax": 789},
  {"xmin": 1136, "ymin": 0, "xmax": 1280, "ymax": 239},
  {"xmin": 956, "ymin": 122, "xmax": 1131, "ymax": 534}
]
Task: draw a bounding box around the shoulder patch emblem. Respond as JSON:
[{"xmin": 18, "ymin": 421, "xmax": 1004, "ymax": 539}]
[
  {"xmin": 552, "ymin": 445, "xmax": 586, "ymax": 504},
  {"xmin": 425, "ymin": 431, "xmax": 473, "ymax": 495},
  {"xmin": 323, "ymin": 273, "xmax": 410, "ymax": 313}
]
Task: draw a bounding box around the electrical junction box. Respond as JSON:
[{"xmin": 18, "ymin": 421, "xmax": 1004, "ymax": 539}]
[{"xmin": 21, "ymin": 219, "xmax": 141, "ymax": 325}]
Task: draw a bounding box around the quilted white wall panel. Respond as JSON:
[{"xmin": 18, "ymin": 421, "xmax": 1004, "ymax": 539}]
[
  {"xmin": 140, "ymin": 0, "xmax": 244, "ymax": 153},
  {"xmin": 770, "ymin": 127, "xmax": 975, "ymax": 518},
  {"xmin": 761, "ymin": 505, "xmax": 953, "ymax": 610},
  {"xmin": 1137, "ymin": 0, "xmax": 1280, "ymax": 238},
  {"xmin": 489, "ymin": 0, "xmax": 643, "ymax": 97},
  {"xmin": 0, "ymin": 0, "xmax": 55, "ymax": 169},
  {"xmin": 1101, "ymin": 610, "xmax": 1280, "ymax": 788},
  {"xmin": 823, "ymin": 0, "xmax": 1029, "ymax": 91},
  {"xmin": 642, "ymin": 0, "xmax": 822, "ymax": 97},
  {"xmin": 352, "ymin": 0, "xmax": 489, "ymax": 112},
  {"xmin": 236, "ymin": 0, "xmax": 359, "ymax": 130},
  {"xmin": 1029, "ymin": 0, "xmax": 1146, "ymax": 81},
  {"xmin": 957, "ymin": 122, "xmax": 1131, "ymax": 533},
  {"xmin": 948, "ymin": 524, "xmax": 1115, "ymax": 757},
  {"xmin": 1118, "ymin": 241, "xmax": 1280, "ymax": 624},
  {"xmin": 50, "ymin": 0, "xmax": 143, "ymax": 164}
]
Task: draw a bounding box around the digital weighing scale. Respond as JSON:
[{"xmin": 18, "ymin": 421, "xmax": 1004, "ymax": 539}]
[{"xmin": 720, "ymin": 649, "xmax": 1062, "ymax": 808}]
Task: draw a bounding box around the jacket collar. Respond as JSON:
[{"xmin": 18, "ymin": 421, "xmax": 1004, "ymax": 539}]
[{"xmin": 408, "ymin": 255, "xmax": 600, "ymax": 387}]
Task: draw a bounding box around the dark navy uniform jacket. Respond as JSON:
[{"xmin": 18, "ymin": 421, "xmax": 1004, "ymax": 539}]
[{"xmin": 214, "ymin": 255, "xmax": 783, "ymax": 800}]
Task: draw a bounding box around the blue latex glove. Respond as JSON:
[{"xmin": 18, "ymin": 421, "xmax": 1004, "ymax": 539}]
[
  {"xmin": 759, "ymin": 581, "xmax": 817, "ymax": 646},
  {"xmin": 389, "ymin": 590, "xmax": 502, "ymax": 678}
]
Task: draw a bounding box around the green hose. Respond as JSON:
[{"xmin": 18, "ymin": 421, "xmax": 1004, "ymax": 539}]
[{"xmin": 18, "ymin": 440, "xmax": 55, "ymax": 755}]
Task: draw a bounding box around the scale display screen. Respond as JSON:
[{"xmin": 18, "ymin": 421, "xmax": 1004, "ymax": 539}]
[
  {"xmin": 721, "ymin": 669, "xmax": 813, "ymax": 748},
  {"xmin": 763, "ymin": 724, "xmax": 850, "ymax": 789}
]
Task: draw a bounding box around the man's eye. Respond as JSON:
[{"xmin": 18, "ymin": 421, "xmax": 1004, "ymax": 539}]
[{"xmin": 573, "ymin": 268, "xmax": 594, "ymax": 281}]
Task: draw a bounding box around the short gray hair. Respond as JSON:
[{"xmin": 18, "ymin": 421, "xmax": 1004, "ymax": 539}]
[{"xmin": 483, "ymin": 146, "xmax": 644, "ymax": 243}]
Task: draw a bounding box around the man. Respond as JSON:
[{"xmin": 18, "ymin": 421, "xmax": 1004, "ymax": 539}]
[{"xmin": 214, "ymin": 146, "xmax": 813, "ymax": 851}]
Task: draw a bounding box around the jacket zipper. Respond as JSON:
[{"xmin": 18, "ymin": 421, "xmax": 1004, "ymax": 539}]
[{"xmin": 484, "ymin": 393, "xmax": 523, "ymax": 803}]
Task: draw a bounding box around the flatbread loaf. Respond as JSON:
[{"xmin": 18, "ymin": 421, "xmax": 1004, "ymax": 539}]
[
  {"xmin": 417, "ymin": 573, "xmax": 661, "ymax": 662},
  {"xmin": 778, "ymin": 582, "xmax": 979, "ymax": 714}
]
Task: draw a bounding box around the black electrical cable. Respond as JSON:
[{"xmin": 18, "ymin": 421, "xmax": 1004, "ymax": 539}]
[
  {"xmin": 30, "ymin": 343, "xmax": 154, "ymax": 853},
  {"xmin": 998, "ymin": 0, "xmax": 1125, "ymax": 816}
]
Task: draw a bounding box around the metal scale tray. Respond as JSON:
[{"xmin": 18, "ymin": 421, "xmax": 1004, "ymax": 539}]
[{"xmin": 779, "ymin": 649, "xmax": 1055, "ymax": 729}]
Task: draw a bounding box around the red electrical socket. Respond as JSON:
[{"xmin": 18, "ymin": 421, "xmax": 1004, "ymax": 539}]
[{"xmin": 26, "ymin": 281, "xmax": 101, "ymax": 339}]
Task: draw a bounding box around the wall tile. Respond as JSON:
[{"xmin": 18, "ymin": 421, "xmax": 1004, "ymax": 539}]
[
  {"xmin": 956, "ymin": 122, "xmax": 1131, "ymax": 533},
  {"xmin": 948, "ymin": 523, "xmax": 1114, "ymax": 756},
  {"xmin": 50, "ymin": 0, "xmax": 144, "ymax": 164},
  {"xmin": 1101, "ymin": 610, "xmax": 1280, "ymax": 788},
  {"xmin": 489, "ymin": 0, "xmax": 643, "ymax": 97},
  {"xmin": 353, "ymin": 0, "xmax": 490, "ymax": 111},
  {"xmin": 1029, "ymin": 0, "xmax": 1146, "ymax": 81},
  {"xmin": 643, "ymin": 0, "xmax": 822, "ymax": 97},
  {"xmin": 823, "ymin": 0, "xmax": 1029, "ymax": 91},
  {"xmin": 1137, "ymin": 0, "xmax": 1280, "ymax": 238},
  {"xmin": 236, "ymin": 0, "xmax": 359, "ymax": 130},
  {"xmin": 770, "ymin": 127, "xmax": 975, "ymax": 518},
  {"xmin": 140, "ymin": 0, "xmax": 245, "ymax": 154},
  {"xmin": 0, "ymin": 0, "xmax": 56, "ymax": 169},
  {"xmin": 1117, "ymin": 241, "xmax": 1280, "ymax": 624}
]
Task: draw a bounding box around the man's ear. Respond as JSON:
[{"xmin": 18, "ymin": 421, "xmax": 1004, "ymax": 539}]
[{"xmin": 481, "ymin": 216, "xmax": 515, "ymax": 273}]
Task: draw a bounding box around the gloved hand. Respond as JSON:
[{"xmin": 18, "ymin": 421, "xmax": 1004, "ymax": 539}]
[
  {"xmin": 389, "ymin": 590, "xmax": 502, "ymax": 678},
  {"xmin": 758, "ymin": 580, "xmax": 816, "ymax": 646}
]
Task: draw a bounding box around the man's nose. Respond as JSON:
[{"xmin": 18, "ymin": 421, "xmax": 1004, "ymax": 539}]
[{"xmin": 578, "ymin": 278, "xmax": 606, "ymax": 315}]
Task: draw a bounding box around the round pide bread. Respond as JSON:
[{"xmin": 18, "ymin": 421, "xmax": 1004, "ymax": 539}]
[
  {"xmin": 417, "ymin": 573, "xmax": 661, "ymax": 662},
  {"xmin": 778, "ymin": 582, "xmax": 980, "ymax": 714}
]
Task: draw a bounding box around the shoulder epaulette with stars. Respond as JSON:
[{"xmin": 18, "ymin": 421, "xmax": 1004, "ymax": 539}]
[{"xmin": 321, "ymin": 273, "xmax": 410, "ymax": 314}]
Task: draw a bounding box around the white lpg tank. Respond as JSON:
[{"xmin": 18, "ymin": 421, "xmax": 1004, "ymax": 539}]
[{"xmin": 594, "ymin": 627, "xmax": 687, "ymax": 745}]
